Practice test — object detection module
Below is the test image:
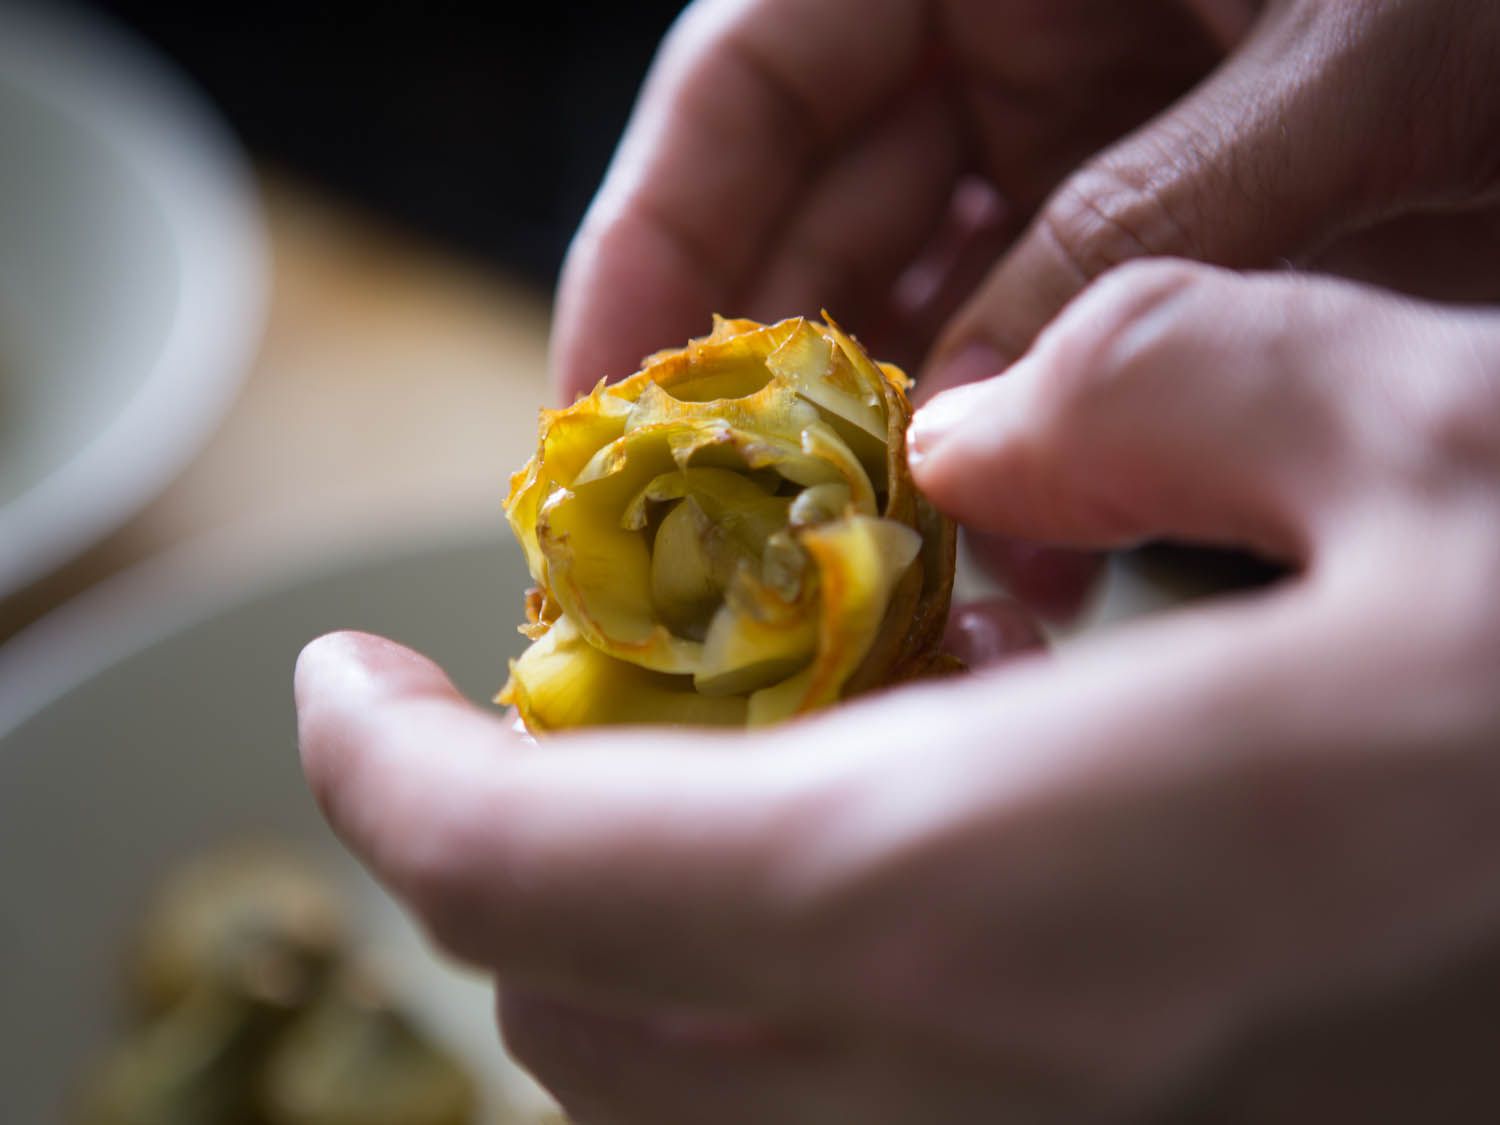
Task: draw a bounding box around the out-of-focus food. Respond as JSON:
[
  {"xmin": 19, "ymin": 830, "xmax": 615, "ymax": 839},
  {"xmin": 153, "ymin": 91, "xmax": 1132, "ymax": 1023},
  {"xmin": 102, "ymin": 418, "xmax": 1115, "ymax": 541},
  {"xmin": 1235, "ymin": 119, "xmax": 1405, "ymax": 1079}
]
[
  {"xmin": 77, "ymin": 847, "xmax": 476, "ymax": 1125},
  {"xmin": 76, "ymin": 987, "xmax": 293, "ymax": 1125},
  {"xmin": 262, "ymin": 967, "xmax": 475, "ymax": 1125},
  {"xmin": 130, "ymin": 849, "xmax": 344, "ymax": 1018},
  {"xmin": 500, "ymin": 314, "xmax": 957, "ymax": 731}
]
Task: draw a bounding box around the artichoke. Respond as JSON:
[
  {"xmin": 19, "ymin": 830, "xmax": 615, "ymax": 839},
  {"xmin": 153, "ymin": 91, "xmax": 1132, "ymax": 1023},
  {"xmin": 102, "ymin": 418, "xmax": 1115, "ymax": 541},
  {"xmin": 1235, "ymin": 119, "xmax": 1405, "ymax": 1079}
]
[
  {"xmin": 260, "ymin": 967, "xmax": 475, "ymax": 1125},
  {"xmin": 501, "ymin": 314, "xmax": 956, "ymax": 731},
  {"xmin": 130, "ymin": 849, "xmax": 344, "ymax": 1019},
  {"xmin": 80, "ymin": 848, "xmax": 478, "ymax": 1125}
]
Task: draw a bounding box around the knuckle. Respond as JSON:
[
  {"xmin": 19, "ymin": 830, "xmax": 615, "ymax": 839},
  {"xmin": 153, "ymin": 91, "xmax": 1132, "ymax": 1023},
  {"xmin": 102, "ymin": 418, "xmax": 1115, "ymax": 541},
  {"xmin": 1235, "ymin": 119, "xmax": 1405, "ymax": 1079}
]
[
  {"xmin": 1031, "ymin": 258, "xmax": 1218, "ymax": 424},
  {"xmin": 1038, "ymin": 159, "xmax": 1202, "ymax": 287}
]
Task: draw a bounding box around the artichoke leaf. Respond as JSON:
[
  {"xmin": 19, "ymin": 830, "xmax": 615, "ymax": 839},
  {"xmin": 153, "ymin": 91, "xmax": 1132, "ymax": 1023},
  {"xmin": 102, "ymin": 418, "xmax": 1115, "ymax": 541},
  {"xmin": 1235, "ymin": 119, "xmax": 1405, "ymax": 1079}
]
[
  {"xmin": 631, "ymin": 417, "xmax": 876, "ymax": 516},
  {"xmin": 504, "ymin": 460, "xmax": 551, "ymax": 586},
  {"xmin": 789, "ymin": 482, "xmax": 852, "ymax": 529},
  {"xmin": 748, "ymin": 515, "xmax": 921, "ymax": 725},
  {"xmin": 625, "ymin": 467, "xmax": 790, "ymax": 546},
  {"xmin": 539, "ymin": 483, "xmax": 703, "ymax": 674},
  {"xmin": 624, "ymin": 378, "xmax": 819, "ymax": 437},
  {"xmin": 765, "ymin": 318, "xmax": 891, "ymax": 488},
  {"xmin": 636, "ymin": 468, "xmax": 795, "ymax": 638},
  {"xmin": 614, "ymin": 378, "xmax": 879, "ymax": 515},
  {"xmin": 505, "ymin": 387, "xmax": 634, "ymax": 583},
  {"xmin": 765, "ymin": 319, "xmax": 885, "ymax": 437},
  {"xmin": 797, "ymin": 422, "xmax": 878, "ymax": 514},
  {"xmin": 540, "ymin": 388, "xmax": 633, "ymax": 485},
  {"xmin": 822, "ymin": 315, "xmax": 919, "ymax": 525},
  {"xmin": 639, "ymin": 316, "xmax": 801, "ymax": 401},
  {"xmin": 500, "ymin": 616, "xmax": 747, "ymax": 730},
  {"xmin": 761, "ymin": 530, "xmax": 810, "ymax": 601},
  {"xmin": 694, "ymin": 563, "xmax": 818, "ymax": 696},
  {"xmin": 649, "ymin": 499, "xmax": 719, "ymax": 638}
]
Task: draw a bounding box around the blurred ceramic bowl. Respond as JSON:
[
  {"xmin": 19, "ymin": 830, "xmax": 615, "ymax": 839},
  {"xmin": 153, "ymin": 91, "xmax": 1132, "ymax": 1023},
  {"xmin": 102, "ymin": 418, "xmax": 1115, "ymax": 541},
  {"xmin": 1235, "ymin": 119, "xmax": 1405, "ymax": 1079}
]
[
  {"xmin": 0, "ymin": 528, "xmax": 554, "ymax": 1123},
  {"xmin": 0, "ymin": 3, "xmax": 267, "ymax": 598}
]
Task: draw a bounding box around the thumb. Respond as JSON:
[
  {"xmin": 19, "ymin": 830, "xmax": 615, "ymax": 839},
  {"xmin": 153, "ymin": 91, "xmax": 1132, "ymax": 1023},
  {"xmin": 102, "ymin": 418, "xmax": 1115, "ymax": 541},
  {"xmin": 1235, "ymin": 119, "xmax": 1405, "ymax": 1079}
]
[
  {"xmin": 910, "ymin": 262, "xmax": 1370, "ymax": 560},
  {"xmin": 920, "ymin": 0, "xmax": 1475, "ymax": 399}
]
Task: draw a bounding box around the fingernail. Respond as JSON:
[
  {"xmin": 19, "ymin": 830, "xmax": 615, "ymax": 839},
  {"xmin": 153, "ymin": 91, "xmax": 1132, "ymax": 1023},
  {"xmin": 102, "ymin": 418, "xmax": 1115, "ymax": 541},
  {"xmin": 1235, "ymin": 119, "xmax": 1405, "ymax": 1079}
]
[
  {"xmin": 294, "ymin": 631, "xmax": 422, "ymax": 711},
  {"xmin": 908, "ymin": 380, "xmax": 989, "ymax": 468},
  {"xmin": 918, "ymin": 341, "xmax": 1005, "ymax": 403}
]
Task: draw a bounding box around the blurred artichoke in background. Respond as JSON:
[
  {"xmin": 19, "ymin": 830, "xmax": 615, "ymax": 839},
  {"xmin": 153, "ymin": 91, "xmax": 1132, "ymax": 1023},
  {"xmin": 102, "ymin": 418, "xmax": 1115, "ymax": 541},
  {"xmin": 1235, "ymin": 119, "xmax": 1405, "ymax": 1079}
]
[
  {"xmin": 78, "ymin": 849, "xmax": 477, "ymax": 1125},
  {"xmin": 130, "ymin": 849, "xmax": 344, "ymax": 1019},
  {"xmin": 261, "ymin": 966, "xmax": 476, "ymax": 1125},
  {"xmin": 501, "ymin": 314, "xmax": 956, "ymax": 731}
]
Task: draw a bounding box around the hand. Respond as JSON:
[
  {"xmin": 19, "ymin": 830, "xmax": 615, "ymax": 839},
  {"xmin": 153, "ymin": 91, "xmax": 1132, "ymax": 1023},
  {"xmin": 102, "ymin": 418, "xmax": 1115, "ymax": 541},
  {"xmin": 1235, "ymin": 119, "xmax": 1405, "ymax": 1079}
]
[
  {"xmin": 550, "ymin": 0, "xmax": 1500, "ymax": 617},
  {"xmin": 299, "ymin": 261, "xmax": 1500, "ymax": 1122},
  {"xmin": 551, "ymin": 0, "xmax": 1240, "ymax": 398},
  {"xmin": 554, "ymin": 0, "xmax": 1500, "ymax": 399}
]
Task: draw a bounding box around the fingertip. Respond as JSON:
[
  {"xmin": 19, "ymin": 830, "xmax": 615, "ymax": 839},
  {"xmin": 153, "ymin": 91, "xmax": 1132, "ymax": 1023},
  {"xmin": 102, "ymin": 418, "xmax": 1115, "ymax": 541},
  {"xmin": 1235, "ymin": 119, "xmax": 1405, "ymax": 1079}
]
[
  {"xmin": 907, "ymin": 370, "xmax": 1028, "ymax": 519},
  {"xmin": 293, "ymin": 631, "xmax": 458, "ymax": 799},
  {"xmin": 942, "ymin": 597, "xmax": 1048, "ymax": 667},
  {"xmin": 906, "ymin": 379, "xmax": 988, "ymax": 476},
  {"xmin": 295, "ymin": 631, "xmax": 446, "ymax": 719}
]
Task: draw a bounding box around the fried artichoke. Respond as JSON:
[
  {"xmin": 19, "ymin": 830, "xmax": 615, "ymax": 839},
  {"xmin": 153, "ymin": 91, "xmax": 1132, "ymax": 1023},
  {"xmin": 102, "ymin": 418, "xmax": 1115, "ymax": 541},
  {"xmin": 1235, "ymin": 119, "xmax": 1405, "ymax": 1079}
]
[
  {"xmin": 129, "ymin": 848, "xmax": 344, "ymax": 1019},
  {"xmin": 501, "ymin": 314, "xmax": 956, "ymax": 731},
  {"xmin": 79, "ymin": 848, "xmax": 478, "ymax": 1125}
]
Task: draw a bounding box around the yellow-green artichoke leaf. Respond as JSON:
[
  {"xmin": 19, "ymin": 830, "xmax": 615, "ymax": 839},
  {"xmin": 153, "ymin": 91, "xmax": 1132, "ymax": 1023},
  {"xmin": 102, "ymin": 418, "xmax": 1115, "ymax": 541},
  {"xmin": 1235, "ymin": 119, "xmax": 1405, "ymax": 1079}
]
[
  {"xmin": 694, "ymin": 565, "xmax": 819, "ymax": 697},
  {"xmin": 538, "ymin": 481, "xmax": 703, "ymax": 674},
  {"xmin": 765, "ymin": 317, "xmax": 891, "ymax": 489},
  {"xmin": 747, "ymin": 515, "xmax": 921, "ymax": 726},
  {"xmin": 500, "ymin": 616, "xmax": 747, "ymax": 731}
]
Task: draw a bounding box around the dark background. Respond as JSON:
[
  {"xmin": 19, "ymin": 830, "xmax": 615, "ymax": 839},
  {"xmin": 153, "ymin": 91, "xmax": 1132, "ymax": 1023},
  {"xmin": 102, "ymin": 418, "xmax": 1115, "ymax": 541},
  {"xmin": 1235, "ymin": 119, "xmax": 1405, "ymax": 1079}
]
[{"xmin": 85, "ymin": 1, "xmax": 690, "ymax": 281}]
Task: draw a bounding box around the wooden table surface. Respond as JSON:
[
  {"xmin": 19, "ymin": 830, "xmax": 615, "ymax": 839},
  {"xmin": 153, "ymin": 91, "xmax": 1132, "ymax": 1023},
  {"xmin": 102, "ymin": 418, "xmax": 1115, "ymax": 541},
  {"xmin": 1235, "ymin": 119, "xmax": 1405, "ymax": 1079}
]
[{"xmin": 0, "ymin": 176, "xmax": 554, "ymax": 644}]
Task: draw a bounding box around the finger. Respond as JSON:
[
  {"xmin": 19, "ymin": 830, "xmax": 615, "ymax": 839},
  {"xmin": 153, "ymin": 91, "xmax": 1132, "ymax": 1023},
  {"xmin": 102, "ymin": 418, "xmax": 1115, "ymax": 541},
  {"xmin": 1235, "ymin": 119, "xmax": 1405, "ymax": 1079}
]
[
  {"xmin": 810, "ymin": 578, "xmax": 1500, "ymax": 1097},
  {"xmin": 962, "ymin": 534, "xmax": 1105, "ymax": 625},
  {"xmin": 499, "ymin": 988, "xmax": 820, "ymax": 1125},
  {"xmin": 940, "ymin": 596, "xmax": 1047, "ymax": 668},
  {"xmin": 298, "ymin": 582, "xmax": 1500, "ymax": 1104},
  {"xmin": 894, "ymin": 184, "xmax": 1102, "ymax": 624},
  {"xmin": 739, "ymin": 81, "xmax": 963, "ymax": 339},
  {"xmin": 866, "ymin": 177, "xmax": 1018, "ymax": 377},
  {"xmin": 921, "ymin": 1, "xmax": 1483, "ymax": 396},
  {"xmin": 550, "ymin": 0, "xmax": 929, "ymax": 401},
  {"xmin": 295, "ymin": 631, "xmax": 832, "ymax": 1011},
  {"xmin": 911, "ymin": 262, "xmax": 1374, "ymax": 559}
]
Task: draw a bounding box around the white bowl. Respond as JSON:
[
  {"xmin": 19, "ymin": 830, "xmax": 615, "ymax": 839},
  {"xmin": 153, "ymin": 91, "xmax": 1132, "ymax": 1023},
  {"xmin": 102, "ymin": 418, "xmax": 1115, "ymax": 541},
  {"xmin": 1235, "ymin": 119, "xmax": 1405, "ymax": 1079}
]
[
  {"xmin": 0, "ymin": 3, "xmax": 267, "ymax": 598},
  {"xmin": 0, "ymin": 529, "xmax": 552, "ymax": 1123}
]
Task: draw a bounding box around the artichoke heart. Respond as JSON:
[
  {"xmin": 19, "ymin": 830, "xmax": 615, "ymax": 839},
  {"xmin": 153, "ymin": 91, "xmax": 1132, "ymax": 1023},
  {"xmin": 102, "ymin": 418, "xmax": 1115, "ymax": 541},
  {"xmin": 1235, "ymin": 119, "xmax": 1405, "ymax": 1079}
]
[{"xmin": 501, "ymin": 314, "xmax": 957, "ymax": 731}]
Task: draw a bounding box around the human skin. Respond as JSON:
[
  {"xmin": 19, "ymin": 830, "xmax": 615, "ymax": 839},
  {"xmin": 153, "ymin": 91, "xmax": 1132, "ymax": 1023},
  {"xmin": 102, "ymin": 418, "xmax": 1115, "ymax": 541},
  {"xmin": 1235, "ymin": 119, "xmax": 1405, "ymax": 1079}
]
[
  {"xmin": 295, "ymin": 0, "xmax": 1500, "ymax": 1119},
  {"xmin": 549, "ymin": 0, "xmax": 1500, "ymax": 616},
  {"xmin": 298, "ymin": 262, "xmax": 1500, "ymax": 1122}
]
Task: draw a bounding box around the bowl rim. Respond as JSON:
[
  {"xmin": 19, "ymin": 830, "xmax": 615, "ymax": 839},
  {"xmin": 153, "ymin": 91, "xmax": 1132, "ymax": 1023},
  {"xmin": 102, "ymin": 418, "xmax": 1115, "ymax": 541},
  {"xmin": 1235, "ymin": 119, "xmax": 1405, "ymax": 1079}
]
[
  {"xmin": 0, "ymin": 2, "xmax": 269, "ymax": 599},
  {"xmin": 0, "ymin": 520, "xmax": 507, "ymax": 740}
]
